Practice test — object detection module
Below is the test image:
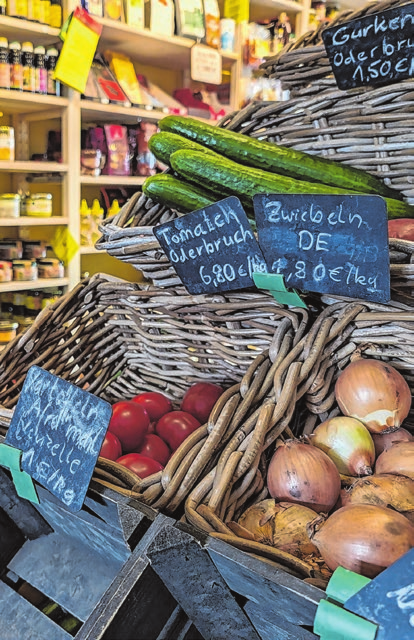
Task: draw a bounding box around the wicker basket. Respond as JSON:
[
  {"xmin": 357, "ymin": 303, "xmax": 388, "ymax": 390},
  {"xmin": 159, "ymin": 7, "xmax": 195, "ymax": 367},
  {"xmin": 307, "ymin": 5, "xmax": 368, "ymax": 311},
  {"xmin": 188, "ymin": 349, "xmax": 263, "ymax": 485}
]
[
  {"xmin": 180, "ymin": 297, "xmax": 414, "ymax": 578},
  {"xmin": 0, "ymin": 272, "xmax": 308, "ymax": 514}
]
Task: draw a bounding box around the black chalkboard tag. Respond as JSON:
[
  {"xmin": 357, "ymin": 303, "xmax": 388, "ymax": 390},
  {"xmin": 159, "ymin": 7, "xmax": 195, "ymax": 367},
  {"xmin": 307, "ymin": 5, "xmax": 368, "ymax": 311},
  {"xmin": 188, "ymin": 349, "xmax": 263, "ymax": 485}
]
[
  {"xmin": 345, "ymin": 547, "xmax": 414, "ymax": 640},
  {"xmin": 153, "ymin": 196, "xmax": 268, "ymax": 294},
  {"xmin": 5, "ymin": 366, "xmax": 112, "ymax": 513},
  {"xmin": 253, "ymin": 193, "xmax": 390, "ymax": 303},
  {"xmin": 322, "ymin": 3, "xmax": 414, "ymax": 90}
]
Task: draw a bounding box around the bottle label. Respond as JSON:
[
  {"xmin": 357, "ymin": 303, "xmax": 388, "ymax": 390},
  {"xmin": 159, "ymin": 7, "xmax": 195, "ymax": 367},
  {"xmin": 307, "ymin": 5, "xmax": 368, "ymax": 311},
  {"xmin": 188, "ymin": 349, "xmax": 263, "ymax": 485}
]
[
  {"xmin": 10, "ymin": 64, "xmax": 23, "ymax": 90},
  {"xmin": 23, "ymin": 67, "xmax": 35, "ymax": 92},
  {"xmin": 0, "ymin": 63, "xmax": 10, "ymax": 90},
  {"xmin": 36, "ymin": 68, "xmax": 47, "ymax": 94},
  {"xmin": 47, "ymin": 71, "xmax": 56, "ymax": 95}
]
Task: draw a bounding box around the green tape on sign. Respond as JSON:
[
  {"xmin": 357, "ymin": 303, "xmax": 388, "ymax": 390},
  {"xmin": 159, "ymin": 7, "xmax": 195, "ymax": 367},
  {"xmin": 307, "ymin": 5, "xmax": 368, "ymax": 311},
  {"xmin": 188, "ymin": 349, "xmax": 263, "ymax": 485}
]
[
  {"xmin": 326, "ymin": 567, "xmax": 371, "ymax": 605},
  {"xmin": 314, "ymin": 600, "xmax": 378, "ymax": 640},
  {"xmin": 0, "ymin": 443, "xmax": 39, "ymax": 504},
  {"xmin": 253, "ymin": 272, "xmax": 308, "ymax": 308}
]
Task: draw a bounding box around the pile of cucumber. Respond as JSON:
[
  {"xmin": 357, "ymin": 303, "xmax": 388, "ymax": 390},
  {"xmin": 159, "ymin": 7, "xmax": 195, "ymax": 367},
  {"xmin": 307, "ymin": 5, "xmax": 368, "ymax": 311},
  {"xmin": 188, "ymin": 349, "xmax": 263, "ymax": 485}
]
[{"xmin": 143, "ymin": 116, "xmax": 414, "ymax": 221}]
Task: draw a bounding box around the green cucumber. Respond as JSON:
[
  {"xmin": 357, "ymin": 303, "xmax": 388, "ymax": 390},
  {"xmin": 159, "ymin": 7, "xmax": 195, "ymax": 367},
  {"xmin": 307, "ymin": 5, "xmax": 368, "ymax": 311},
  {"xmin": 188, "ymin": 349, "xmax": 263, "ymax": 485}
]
[
  {"xmin": 148, "ymin": 131, "xmax": 212, "ymax": 167},
  {"xmin": 143, "ymin": 173, "xmax": 216, "ymax": 212},
  {"xmin": 170, "ymin": 150, "xmax": 414, "ymax": 220},
  {"xmin": 160, "ymin": 115, "xmax": 401, "ymax": 200}
]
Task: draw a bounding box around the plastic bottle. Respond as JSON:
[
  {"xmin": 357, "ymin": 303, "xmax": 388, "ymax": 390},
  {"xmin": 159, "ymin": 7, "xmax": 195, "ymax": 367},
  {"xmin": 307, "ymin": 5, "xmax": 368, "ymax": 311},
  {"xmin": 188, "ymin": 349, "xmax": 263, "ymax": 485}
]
[
  {"xmin": 108, "ymin": 199, "xmax": 121, "ymax": 217},
  {"xmin": 0, "ymin": 38, "xmax": 10, "ymax": 90},
  {"xmin": 90, "ymin": 199, "xmax": 104, "ymax": 245},
  {"xmin": 34, "ymin": 45, "xmax": 47, "ymax": 94},
  {"xmin": 22, "ymin": 42, "xmax": 36, "ymax": 93},
  {"xmin": 80, "ymin": 199, "xmax": 92, "ymax": 247},
  {"xmin": 9, "ymin": 42, "xmax": 23, "ymax": 92},
  {"xmin": 46, "ymin": 47, "xmax": 60, "ymax": 96}
]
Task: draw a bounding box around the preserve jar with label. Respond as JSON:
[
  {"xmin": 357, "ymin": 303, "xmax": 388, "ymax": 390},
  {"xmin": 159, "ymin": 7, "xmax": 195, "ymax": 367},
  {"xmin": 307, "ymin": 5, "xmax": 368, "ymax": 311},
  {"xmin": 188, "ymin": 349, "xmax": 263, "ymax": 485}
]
[
  {"xmin": 12, "ymin": 259, "xmax": 38, "ymax": 281},
  {"xmin": 0, "ymin": 194, "xmax": 20, "ymax": 218},
  {"xmin": 0, "ymin": 320, "xmax": 18, "ymax": 344},
  {"xmin": 37, "ymin": 258, "xmax": 64, "ymax": 278},
  {"xmin": 0, "ymin": 261, "xmax": 12, "ymax": 282},
  {"xmin": 24, "ymin": 193, "xmax": 53, "ymax": 217},
  {"xmin": 0, "ymin": 126, "xmax": 15, "ymax": 161}
]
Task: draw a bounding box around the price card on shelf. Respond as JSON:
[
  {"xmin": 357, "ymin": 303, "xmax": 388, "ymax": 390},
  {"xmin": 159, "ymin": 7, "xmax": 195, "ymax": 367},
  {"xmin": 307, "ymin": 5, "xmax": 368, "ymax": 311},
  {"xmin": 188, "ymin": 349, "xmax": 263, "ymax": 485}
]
[
  {"xmin": 322, "ymin": 2, "xmax": 414, "ymax": 90},
  {"xmin": 154, "ymin": 196, "xmax": 268, "ymax": 295},
  {"xmin": 191, "ymin": 44, "xmax": 222, "ymax": 85},
  {"xmin": 5, "ymin": 366, "xmax": 112, "ymax": 512},
  {"xmin": 253, "ymin": 193, "xmax": 390, "ymax": 303}
]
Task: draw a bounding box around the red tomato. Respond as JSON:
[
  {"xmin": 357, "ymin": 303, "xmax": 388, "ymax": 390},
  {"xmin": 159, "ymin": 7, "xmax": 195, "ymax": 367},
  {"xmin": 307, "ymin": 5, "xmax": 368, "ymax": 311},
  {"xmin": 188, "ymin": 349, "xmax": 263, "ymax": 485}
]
[
  {"xmin": 131, "ymin": 391, "xmax": 173, "ymax": 422},
  {"xmin": 156, "ymin": 410, "xmax": 201, "ymax": 451},
  {"xmin": 180, "ymin": 382, "xmax": 223, "ymax": 424},
  {"xmin": 134, "ymin": 434, "xmax": 171, "ymax": 466},
  {"xmin": 148, "ymin": 421, "xmax": 157, "ymax": 434},
  {"xmin": 99, "ymin": 432, "xmax": 122, "ymax": 461},
  {"xmin": 108, "ymin": 401, "xmax": 150, "ymax": 452},
  {"xmin": 116, "ymin": 453, "xmax": 163, "ymax": 479}
]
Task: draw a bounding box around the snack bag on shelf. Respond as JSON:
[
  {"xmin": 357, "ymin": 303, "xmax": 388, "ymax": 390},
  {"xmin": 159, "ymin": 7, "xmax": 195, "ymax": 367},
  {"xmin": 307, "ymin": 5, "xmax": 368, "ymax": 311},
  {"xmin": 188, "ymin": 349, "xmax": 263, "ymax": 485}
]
[{"xmin": 103, "ymin": 124, "xmax": 131, "ymax": 176}]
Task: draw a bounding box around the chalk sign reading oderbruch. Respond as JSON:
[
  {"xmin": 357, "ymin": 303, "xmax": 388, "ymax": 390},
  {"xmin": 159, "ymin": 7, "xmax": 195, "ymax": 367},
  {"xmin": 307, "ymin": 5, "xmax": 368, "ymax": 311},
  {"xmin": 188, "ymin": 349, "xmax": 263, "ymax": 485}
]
[
  {"xmin": 5, "ymin": 366, "xmax": 112, "ymax": 513},
  {"xmin": 254, "ymin": 194, "xmax": 390, "ymax": 303},
  {"xmin": 322, "ymin": 2, "xmax": 414, "ymax": 90},
  {"xmin": 154, "ymin": 196, "xmax": 268, "ymax": 295}
]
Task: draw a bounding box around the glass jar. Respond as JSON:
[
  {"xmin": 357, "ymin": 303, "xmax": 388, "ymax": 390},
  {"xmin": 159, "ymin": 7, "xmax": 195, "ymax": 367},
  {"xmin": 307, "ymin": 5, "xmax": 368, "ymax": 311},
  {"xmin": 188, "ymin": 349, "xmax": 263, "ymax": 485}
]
[
  {"xmin": 24, "ymin": 193, "xmax": 52, "ymax": 217},
  {"xmin": 0, "ymin": 320, "xmax": 18, "ymax": 344},
  {"xmin": 0, "ymin": 261, "xmax": 12, "ymax": 282},
  {"xmin": 0, "ymin": 193, "xmax": 20, "ymax": 218},
  {"xmin": 25, "ymin": 291, "xmax": 42, "ymax": 317},
  {"xmin": 37, "ymin": 258, "xmax": 64, "ymax": 279},
  {"xmin": 23, "ymin": 240, "xmax": 47, "ymax": 259},
  {"xmin": 0, "ymin": 240, "xmax": 23, "ymax": 260},
  {"xmin": 12, "ymin": 259, "xmax": 38, "ymax": 281},
  {"xmin": 0, "ymin": 126, "xmax": 15, "ymax": 161}
]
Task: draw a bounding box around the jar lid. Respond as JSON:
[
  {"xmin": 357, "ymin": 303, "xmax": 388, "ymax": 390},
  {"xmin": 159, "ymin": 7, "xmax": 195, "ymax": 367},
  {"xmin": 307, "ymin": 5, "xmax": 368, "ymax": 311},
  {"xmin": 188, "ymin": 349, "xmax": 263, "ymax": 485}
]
[
  {"xmin": 38, "ymin": 258, "xmax": 62, "ymax": 265},
  {"xmin": 0, "ymin": 193, "xmax": 20, "ymax": 200},
  {"xmin": 0, "ymin": 321, "xmax": 18, "ymax": 331},
  {"xmin": 12, "ymin": 260, "xmax": 37, "ymax": 266},
  {"xmin": 30, "ymin": 193, "xmax": 52, "ymax": 199},
  {"xmin": 0, "ymin": 261, "xmax": 12, "ymax": 268}
]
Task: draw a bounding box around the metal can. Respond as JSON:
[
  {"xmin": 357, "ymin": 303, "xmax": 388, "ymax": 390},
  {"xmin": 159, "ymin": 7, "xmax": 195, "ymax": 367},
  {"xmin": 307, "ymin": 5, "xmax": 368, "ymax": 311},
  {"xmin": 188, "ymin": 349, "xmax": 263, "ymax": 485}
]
[
  {"xmin": 0, "ymin": 126, "xmax": 15, "ymax": 161},
  {"xmin": 0, "ymin": 193, "xmax": 20, "ymax": 218},
  {"xmin": 24, "ymin": 192, "xmax": 53, "ymax": 217}
]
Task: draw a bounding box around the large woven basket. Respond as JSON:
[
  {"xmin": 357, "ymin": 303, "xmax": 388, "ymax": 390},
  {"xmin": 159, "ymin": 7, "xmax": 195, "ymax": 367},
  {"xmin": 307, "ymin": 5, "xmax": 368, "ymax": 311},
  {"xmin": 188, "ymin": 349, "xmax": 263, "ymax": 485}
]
[
  {"xmin": 0, "ymin": 272, "xmax": 309, "ymax": 514},
  {"xmin": 181, "ymin": 296, "xmax": 414, "ymax": 581}
]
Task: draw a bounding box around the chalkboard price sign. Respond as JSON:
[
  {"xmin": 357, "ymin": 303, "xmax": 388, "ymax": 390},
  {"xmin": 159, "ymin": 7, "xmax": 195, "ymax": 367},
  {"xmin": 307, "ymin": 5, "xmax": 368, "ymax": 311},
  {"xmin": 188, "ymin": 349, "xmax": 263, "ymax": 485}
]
[
  {"xmin": 254, "ymin": 193, "xmax": 390, "ymax": 303},
  {"xmin": 154, "ymin": 196, "xmax": 268, "ymax": 295},
  {"xmin": 6, "ymin": 366, "xmax": 112, "ymax": 512},
  {"xmin": 322, "ymin": 3, "xmax": 414, "ymax": 90}
]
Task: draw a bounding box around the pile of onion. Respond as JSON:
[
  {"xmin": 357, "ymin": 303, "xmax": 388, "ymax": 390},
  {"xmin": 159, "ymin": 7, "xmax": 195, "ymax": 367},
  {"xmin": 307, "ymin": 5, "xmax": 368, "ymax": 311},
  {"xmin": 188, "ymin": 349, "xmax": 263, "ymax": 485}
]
[
  {"xmin": 373, "ymin": 427, "xmax": 413, "ymax": 457},
  {"xmin": 335, "ymin": 358, "xmax": 412, "ymax": 433},
  {"xmin": 267, "ymin": 440, "xmax": 341, "ymax": 513},
  {"xmin": 308, "ymin": 504, "xmax": 414, "ymax": 578},
  {"xmin": 235, "ymin": 499, "xmax": 319, "ymax": 558},
  {"xmin": 341, "ymin": 473, "xmax": 414, "ymax": 521},
  {"xmin": 311, "ymin": 416, "xmax": 375, "ymax": 477},
  {"xmin": 375, "ymin": 441, "xmax": 414, "ymax": 478}
]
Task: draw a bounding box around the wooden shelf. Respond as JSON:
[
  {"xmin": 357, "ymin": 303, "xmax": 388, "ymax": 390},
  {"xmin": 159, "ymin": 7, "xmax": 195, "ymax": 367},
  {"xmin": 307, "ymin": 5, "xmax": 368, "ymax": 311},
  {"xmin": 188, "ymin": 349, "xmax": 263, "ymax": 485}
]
[
  {"xmin": 0, "ymin": 161, "xmax": 69, "ymax": 173},
  {"xmin": 81, "ymin": 101, "xmax": 168, "ymax": 125},
  {"xmin": 0, "ymin": 89, "xmax": 68, "ymax": 115},
  {"xmin": 0, "ymin": 217, "xmax": 68, "ymax": 227},
  {"xmin": 81, "ymin": 175, "xmax": 146, "ymax": 186},
  {"xmin": 80, "ymin": 246, "xmax": 100, "ymax": 255},
  {"xmin": 0, "ymin": 15, "xmax": 60, "ymax": 45},
  {"xmin": 0, "ymin": 278, "xmax": 69, "ymax": 293}
]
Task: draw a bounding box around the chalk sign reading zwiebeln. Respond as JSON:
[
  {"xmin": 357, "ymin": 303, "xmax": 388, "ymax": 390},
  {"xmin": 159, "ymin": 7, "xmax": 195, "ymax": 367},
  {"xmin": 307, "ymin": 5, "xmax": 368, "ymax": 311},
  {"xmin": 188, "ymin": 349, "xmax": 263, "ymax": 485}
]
[
  {"xmin": 253, "ymin": 194, "xmax": 390, "ymax": 303},
  {"xmin": 322, "ymin": 2, "xmax": 414, "ymax": 90},
  {"xmin": 154, "ymin": 196, "xmax": 268, "ymax": 294},
  {"xmin": 5, "ymin": 366, "xmax": 112, "ymax": 512}
]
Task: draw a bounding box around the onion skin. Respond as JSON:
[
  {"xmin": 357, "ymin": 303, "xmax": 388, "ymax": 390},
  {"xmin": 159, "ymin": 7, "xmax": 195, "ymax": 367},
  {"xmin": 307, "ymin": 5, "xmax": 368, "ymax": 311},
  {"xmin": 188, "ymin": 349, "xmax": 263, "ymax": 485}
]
[
  {"xmin": 375, "ymin": 441, "xmax": 414, "ymax": 479},
  {"xmin": 335, "ymin": 358, "xmax": 412, "ymax": 434},
  {"xmin": 267, "ymin": 440, "xmax": 341, "ymax": 513},
  {"xmin": 308, "ymin": 504, "xmax": 414, "ymax": 578},
  {"xmin": 311, "ymin": 416, "xmax": 375, "ymax": 477},
  {"xmin": 342, "ymin": 473, "xmax": 414, "ymax": 521},
  {"xmin": 373, "ymin": 428, "xmax": 413, "ymax": 458},
  {"xmin": 237, "ymin": 499, "xmax": 278, "ymax": 546}
]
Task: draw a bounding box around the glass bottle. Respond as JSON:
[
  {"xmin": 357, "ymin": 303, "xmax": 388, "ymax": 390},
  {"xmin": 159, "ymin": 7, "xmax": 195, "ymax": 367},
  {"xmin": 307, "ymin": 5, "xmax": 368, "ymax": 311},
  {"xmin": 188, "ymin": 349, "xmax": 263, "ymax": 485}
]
[
  {"xmin": 9, "ymin": 42, "xmax": 23, "ymax": 92},
  {"xmin": 46, "ymin": 47, "xmax": 60, "ymax": 96},
  {"xmin": 34, "ymin": 45, "xmax": 47, "ymax": 94},
  {"xmin": 22, "ymin": 42, "xmax": 36, "ymax": 93},
  {"xmin": 0, "ymin": 38, "xmax": 10, "ymax": 90}
]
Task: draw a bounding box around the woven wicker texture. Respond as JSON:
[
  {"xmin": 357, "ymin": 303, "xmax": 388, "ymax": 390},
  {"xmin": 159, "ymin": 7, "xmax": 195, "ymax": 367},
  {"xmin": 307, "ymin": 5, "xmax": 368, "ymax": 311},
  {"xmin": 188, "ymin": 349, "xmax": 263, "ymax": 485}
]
[
  {"xmin": 178, "ymin": 297, "xmax": 414, "ymax": 577},
  {"xmin": 0, "ymin": 272, "xmax": 308, "ymax": 514}
]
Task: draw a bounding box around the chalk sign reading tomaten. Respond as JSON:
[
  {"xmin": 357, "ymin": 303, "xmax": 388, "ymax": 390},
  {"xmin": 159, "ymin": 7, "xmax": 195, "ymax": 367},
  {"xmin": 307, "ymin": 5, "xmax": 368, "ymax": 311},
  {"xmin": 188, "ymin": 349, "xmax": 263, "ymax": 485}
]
[
  {"xmin": 322, "ymin": 2, "xmax": 414, "ymax": 90},
  {"xmin": 154, "ymin": 196, "xmax": 268, "ymax": 295},
  {"xmin": 5, "ymin": 366, "xmax": 112, "ymax": 512},
  {"xmin": 253, "ymin": 194, "xmax": 390, "ymax": 303}
]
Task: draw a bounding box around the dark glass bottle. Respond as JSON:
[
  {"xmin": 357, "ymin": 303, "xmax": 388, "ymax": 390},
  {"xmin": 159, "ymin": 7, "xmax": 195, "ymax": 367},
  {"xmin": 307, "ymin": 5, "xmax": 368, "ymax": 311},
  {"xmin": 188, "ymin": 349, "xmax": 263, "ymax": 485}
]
[
  {"xmin": 34, "ymin": 45, "xmax": 47, "ymax": 94},
  {"xmin": 46, "ymin": 47, "xmax": 60, "ymax": 96},
  {"xmin": 9, "ymin": 41, "xmax": 23, "ymax": 91},
  {"xmin": 22, "ymin": 42, "xmax": 36, "ymax": 93}
]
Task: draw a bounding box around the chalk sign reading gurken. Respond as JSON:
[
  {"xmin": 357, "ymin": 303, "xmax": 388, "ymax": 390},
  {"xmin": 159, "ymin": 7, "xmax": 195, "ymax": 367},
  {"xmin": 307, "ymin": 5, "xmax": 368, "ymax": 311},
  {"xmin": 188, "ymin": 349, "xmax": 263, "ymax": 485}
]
[
  {"xmin": 154, "ymin": 196, "xmax": 268, "ymax": 295},
  {"xmin": 253, "ymin": 194, "xmax": 390, "ymax": 303},
  {"xmin": 322, "ymin": 2, "xmax": 414, "ymax": 90},
  {"xmin": 6, "ymin": 366, "xmax": 112, "ymax": 512}
]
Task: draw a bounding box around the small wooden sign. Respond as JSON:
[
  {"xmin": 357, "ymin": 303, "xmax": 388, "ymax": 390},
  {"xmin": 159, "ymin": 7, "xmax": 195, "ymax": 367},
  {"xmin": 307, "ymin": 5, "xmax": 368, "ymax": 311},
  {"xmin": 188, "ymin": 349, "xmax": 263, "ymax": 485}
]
[
  {"xmin": 253, "ymin": 194, "xmax": 390, "ymax": 303},
  {"xmin": 322, "ymin": 3, "xmax": 414, "ymax": 90},
  {"xmin": 191, "ymin": 43, "xmax": 222, "ymax": 85},
  {"xmin": 5, "ymin": 366, "xmax": 112, "ymax": 512},
  {"xmin": 154, "ymin": 196, "xmax": 268, "ymax": 295}
]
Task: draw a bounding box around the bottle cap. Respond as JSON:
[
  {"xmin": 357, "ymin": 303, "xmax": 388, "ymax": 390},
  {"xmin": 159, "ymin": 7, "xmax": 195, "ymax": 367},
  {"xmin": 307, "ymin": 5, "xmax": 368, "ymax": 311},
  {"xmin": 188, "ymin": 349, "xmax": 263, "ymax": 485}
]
[
  {"xmin": 22, "ymin": 42, "xmax": 34, "ymax": 53},
  {"xmin": 9, "ymin": 42, "xmax": 21, "ymax": 51},
  {"xmin": 0, "ymin": 37, "xmax": 8, "ymax": 48},
  {"xmin": 46, "ymin": 47, "xmax": 58, "ymax": 57},
  {"xmin": 34, "ymin": 45, "xmax": 45, "ymax": 55}
]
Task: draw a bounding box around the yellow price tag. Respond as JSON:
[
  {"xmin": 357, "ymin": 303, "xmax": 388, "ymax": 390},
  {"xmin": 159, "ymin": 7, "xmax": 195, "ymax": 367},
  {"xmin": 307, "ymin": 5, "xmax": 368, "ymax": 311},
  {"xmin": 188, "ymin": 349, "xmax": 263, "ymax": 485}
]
[
  {"xmin": 51, "ymin": 227, "xmax": 79, "ymax": 266},
  {"xmin": 55, "ymin": 7, "xmax": 102, "ymax": 94}
]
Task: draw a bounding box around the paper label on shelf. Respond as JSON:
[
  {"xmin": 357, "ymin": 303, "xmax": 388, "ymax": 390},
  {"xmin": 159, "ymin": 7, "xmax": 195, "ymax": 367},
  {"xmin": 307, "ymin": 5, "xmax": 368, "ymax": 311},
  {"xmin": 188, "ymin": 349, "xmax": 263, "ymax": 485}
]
[
  {"xmin": 223, "ymin": 0, "xmax": 248, "ymax": 23},
  {"xmin": 51, "ymin": 227, "xmax": 80, "ymax": 266},
  {"xmin": 55, "ymin": 7, "xmax": 102, "ymax": 94},
  {"xmin": 191, "ymin": 44, "xmax": 222, "ymax": 85}
]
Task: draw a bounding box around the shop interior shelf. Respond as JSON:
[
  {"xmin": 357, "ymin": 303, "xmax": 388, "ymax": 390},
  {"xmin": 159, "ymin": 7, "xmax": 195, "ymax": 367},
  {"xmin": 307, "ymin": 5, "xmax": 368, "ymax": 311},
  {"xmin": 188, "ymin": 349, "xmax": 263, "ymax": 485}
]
[
  {"xmin": 0, "ymin": 217, "xmax": 69, "ymax": 227},
  {"xmin": 0, "ymin": 161, "xmax": 69, "ymax": 174},
  {"xmin": 0, "ymin": 15, "xmax": 60, "ymax": 45},
  {"xmin": 0, "ymin": 89, "xmax": 69, "ymax": 114},
  {"xmin": 0, "ymin": 278, "xmax": 69, "ymax": 293},
  {"xmin": 80, "ymin": 175, "xmax": 145, "ymax": 186}
]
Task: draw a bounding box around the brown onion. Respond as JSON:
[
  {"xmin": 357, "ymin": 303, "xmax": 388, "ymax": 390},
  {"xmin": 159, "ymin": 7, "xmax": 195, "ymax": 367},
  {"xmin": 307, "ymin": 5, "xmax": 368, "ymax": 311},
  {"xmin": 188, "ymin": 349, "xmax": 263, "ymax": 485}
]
[
  {"xmin": 237, "ymin": 499, "xmax": 319, "ymax": 557},
  {"xmin": 375, "ymin": 441, "xmax": 414, "ymax": 479},
  {"xmin": 308, "ymin": 504, "xmax": 414, "ymax": 578},
  {"xmin": 335, "ymin": 358, "xmax": 411, "ymax": 433},
  {"xmin": 342, "ymin": 473, "xmax": 414, "ymax": 521},
  {"xmin": 373, "ymin": 428, "xmax": 413, "ymax": 458},
  {"xmin": 311, "ymin": 416, "xmax": 375, "ymax": 476},
  {"xmin": 267, "ymin": 440, "xmax": 341, "ymax": 513}
]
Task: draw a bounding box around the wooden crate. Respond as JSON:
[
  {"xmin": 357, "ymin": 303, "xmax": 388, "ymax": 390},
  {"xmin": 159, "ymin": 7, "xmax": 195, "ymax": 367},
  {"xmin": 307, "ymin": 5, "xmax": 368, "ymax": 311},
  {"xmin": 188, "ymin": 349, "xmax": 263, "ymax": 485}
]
[
  {"xmin": 0, "ymin": 466, "xmax": 202, "ymax": 640},
  {"xmin": 146, "ymin": 520, "xmax": 325, "ymax": 640}
]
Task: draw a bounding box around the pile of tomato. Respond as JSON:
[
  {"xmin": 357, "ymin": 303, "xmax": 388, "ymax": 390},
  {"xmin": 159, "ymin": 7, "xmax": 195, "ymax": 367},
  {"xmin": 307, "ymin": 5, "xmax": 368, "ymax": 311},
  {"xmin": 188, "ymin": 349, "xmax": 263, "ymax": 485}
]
[{"xmin": 99, "ymin": 382, "xmax": 223, "ymax": 479}]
